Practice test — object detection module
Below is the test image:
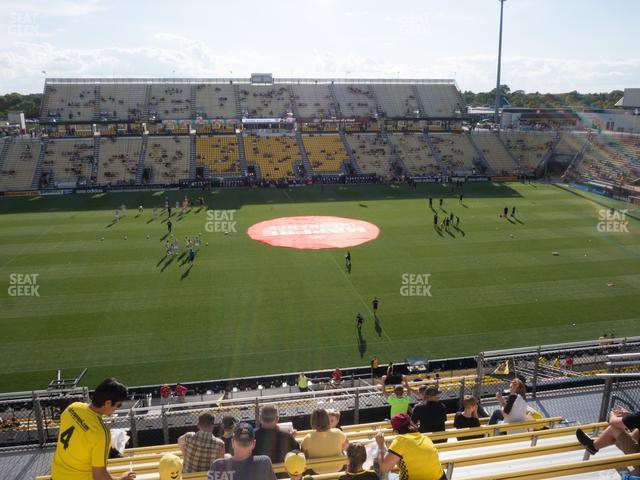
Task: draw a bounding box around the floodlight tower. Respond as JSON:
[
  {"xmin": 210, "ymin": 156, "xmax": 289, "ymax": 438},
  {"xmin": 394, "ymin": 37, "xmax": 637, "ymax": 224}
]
[{"xmin": 494, "ymin": 0, "xmax": 507, "ymax": 126}]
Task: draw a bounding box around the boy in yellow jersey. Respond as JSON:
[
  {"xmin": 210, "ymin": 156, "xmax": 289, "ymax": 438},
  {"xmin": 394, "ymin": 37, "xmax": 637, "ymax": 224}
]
[
  {"xmin": 51, "ymin": 378, "xmax": 135, "ymax": 480},
  {"xmin": 375, "ymin": 413, "xmax": 446, "ymax": 480}
]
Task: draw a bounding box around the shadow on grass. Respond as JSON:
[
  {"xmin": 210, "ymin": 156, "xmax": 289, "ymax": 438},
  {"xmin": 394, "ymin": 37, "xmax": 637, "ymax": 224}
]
[
  {"xmin": 357, "ymin": 328, "xmax": 367, "ymax": 358},
  {"xmin": 181, "ymin": 265, "xmax": 192, "ymax": 280},
  {"xmin": 160, "ymin": 256, "xmax": 174, "ymax": 272}
]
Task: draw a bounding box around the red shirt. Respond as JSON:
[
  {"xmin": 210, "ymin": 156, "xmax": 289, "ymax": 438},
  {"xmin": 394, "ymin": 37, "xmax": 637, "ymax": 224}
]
[
  {"xmin": 175, "ymin": 385, "xmax": 188, "ymax": 397},
  {"xmin": 331, "ymin": 370, "xmax": 342, "ymax": 382},
  {"xmin": 160, "ymin": 385, "xmax": 172, "ymax": 398}
]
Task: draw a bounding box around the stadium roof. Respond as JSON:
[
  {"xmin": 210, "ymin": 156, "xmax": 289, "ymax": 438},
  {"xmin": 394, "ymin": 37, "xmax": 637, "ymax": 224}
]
[{"xmin": 616, "ymin": 88, "xmax": 640, "ymax": 108}]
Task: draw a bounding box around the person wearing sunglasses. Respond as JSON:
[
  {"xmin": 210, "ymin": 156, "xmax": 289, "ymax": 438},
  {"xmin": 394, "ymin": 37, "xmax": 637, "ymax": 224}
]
[{"xmin": 51, "ymin": 377, "xmax": 135, "ymax": 480}]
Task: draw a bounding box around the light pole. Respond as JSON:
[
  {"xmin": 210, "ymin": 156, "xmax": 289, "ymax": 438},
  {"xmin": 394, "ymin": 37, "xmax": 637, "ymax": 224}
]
[{"xmin": 494, "ymin": 0, "xmax": 506, "ymax": 126}]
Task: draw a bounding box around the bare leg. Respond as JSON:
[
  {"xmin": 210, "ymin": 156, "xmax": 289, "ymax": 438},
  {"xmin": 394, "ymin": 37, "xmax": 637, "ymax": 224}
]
[{"xmin": 593, "ymin": 425, "xmax": 625, "ymax": 450}]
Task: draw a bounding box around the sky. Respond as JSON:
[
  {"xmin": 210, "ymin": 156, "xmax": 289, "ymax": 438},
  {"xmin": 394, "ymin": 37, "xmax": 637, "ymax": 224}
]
[{"xmin": 0, "ymin": 0, "xmax": 638, "ymax": 95}]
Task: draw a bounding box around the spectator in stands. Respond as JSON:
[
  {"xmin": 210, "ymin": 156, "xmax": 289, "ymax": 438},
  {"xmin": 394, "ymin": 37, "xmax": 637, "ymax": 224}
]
[
  {"xmin": 301, "ymin": 408, "xmax": 348, "ymax": 474},
  {"xmin": 370, "ymin": 356, "xmax": 379, "ymax": 379},
  {"xmin": 326, "ymin": 409, "xmax": 342, "ymax": 430},
  {"xmin": 488, "ymin": 378, "xmax": 528, "ymax": 425},
  {"xmin": 51, "ymin": 378, "xmax": 135, "ymax": 480},
  {"xmin": 453, "ymin": 395, "xmax": 483, "ymax": 441},
  {"xmin": 338, "ymin": 443, "xmax": 378, "ymax": 480},
  {"xmin": 160, "ymin": 384, "xmax": 172, "ymax": 405},
  {"xmin": 220, "ymin": 416, "xmax": 236, "ymax": 455},
  {"xmin": 207, "ymin": 423, "xmax": 275, "ymax": 480},
  {"xmin": 297, "ymin": 373, "xmax": 309, "ymax": 392},
  {"xmin": 284, "ymin": 450, "xmax": 311, "ymax": 480},
  {"xmin": 411, "ymin": 386, "xmax": 447, "ymax": 442},
  {"xmin": 178, "ymin": 412, "xmax": 225, "ymax": 473},
  {"xmin": 375, "ymin": 413, "xmax": 446, "ymax": 480},
  {"xmin": 576, "ymin": 407, "xmax": 640, "ymax": 470},
  {"xmin": 382, "ymin": 377, "xmax": 413, "ymax": 418},
  {"xmin": 254, "ymin": 404, "xmax": 299, "ymax": 464},
  {"xmin": 331, "ymin": 368, "xmax": 343, "ymax": 387},
  {"xmin": 175, "ymin": 383, "xmax": 188, "ymax": 403}
]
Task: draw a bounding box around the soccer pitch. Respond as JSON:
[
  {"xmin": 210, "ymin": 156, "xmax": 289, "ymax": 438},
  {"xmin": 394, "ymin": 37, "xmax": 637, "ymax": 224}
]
[{"xmin": 1, "ymin": 182, "xmax": 639, "ymax": 393}]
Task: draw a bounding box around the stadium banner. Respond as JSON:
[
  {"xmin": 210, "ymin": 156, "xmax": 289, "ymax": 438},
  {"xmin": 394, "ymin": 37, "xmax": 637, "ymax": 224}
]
[
  {"xmin": 5, "ymin": 190, "xmax": 40, "ymax": 197},
  {"xmin": 491, "ymin": 176, "xmax": 519, "ymax": 182},
  {"xmin": 39, "ymin": 189, "xmax": 71, "ymax": 196},
  {"xmin": 241, "ymin": 118, "xmax": 283, "ymax": 124},
  {"xmin": 75, "ymin": 187, "xmax": 106, "ymax": 194},
  {"xmin": 467, "ymin": 176, "xmax": 491, "ymax": 182}
]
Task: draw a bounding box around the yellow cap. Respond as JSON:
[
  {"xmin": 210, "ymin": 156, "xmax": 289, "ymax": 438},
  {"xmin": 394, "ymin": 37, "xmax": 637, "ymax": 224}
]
[{"xmin": 284, "ymin": 451, "xmax": 306, "ymax": 475}]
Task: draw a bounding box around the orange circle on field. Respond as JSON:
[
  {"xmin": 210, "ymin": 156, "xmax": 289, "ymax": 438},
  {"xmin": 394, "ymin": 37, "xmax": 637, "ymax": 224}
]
[{"xmin": 247, "ymin": 216, "xmax": 380, "ymax": 250}]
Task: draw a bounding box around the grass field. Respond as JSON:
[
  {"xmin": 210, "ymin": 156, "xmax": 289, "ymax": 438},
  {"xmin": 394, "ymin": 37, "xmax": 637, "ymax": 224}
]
[{"xmin": 0, "ymin": 182, "xmax": 639, "ymax": 393}]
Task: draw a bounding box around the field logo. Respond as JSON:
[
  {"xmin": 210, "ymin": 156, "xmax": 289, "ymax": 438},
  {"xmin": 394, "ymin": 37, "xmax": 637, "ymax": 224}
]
[
  {"xmin": 597, "ymin": 209, "xmax": 629, "ymax": 233},
  {"xmin": 8, "ymin": 273, "xmax": 40, "ymax": 297},
  {"xmin": 8, "ymin": 12, "xmax": 39, "ymax": 35},
  {"xmin": 400, "ymin": 273, "xmax": 432, "ymax": 297},
  {"xmin": 205, "ymin": 209, "xmax": 237, "ymax": 233}
]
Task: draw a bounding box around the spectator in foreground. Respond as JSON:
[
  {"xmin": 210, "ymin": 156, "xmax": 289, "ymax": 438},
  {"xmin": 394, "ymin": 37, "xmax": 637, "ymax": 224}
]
[
  {"xmin": 576, "ymin": 407, "xmax": 640, "ymax": 470},
  {"xmin": 301, "ymin": 408, "xmax": 348, "ymax": 474},
  {"xmin": 338, "ymin": 443, "xmax": 378, "ymax": 480},
  {"xmin": 453, "ymin": 395, "xmax": 483, "ymax": 441},
  {"xmin": 220, "ymin": 416, "xmax": 236, "ymax": 455},
  {"xmin": 51, "ymin": 378, "xmax": 135, "ymax": 480},
  {"xmin": 254, "ymin": 404, "xmax": 299, "ymax": 464},
  {"xmin": 178, "ymin": 412, "xmax": 225, "ymax": 473},
  {"xmin": 375, "ymin": 413, "xmax": 446, "ymax": 480},
  {"xmin": 488, "ymin": 378, "xmax": 528, "ymax": 425},
  {"xmin": 411, "ymin": 386, "xmax": 447, "ymax": 442},
  {"xmin": 207, "ymin": 423, "xmax": 275, "ymax": 480}
]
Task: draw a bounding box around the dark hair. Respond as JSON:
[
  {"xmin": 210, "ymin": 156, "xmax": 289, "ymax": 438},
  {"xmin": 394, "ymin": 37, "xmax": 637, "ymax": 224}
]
[
  {"xmin": 91, "ymin": 378, "xmax": 127, "ymax": 407},
  {"xmin": 221, "ymin": 415, "xmax": 236, "ymax": 429},
  {"xmin": 346, "ymin": 443, "xmax": 367, "ymax": 472},
  {"xmin": 310, "ymin": 408, "xmax": 330, "ymax": 432},
  {"xmin": 198, "ymin": 412, "xmax": 215, "ymax": 428}
]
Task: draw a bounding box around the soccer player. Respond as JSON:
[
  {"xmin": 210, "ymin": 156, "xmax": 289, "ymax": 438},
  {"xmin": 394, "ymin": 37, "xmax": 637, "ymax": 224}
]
[
  {"xmin": 194, "ymin": 236, "xmax": 201, "ymax": 251},
  {"xmin": 455, "ymin": 216, "xmax": 460, "ymax": 228},
  {"xmin": 356, "ymin": 313, "xmax": 364, "ymax": 330},
  {"xmin": 511, "ymin": 206, "xmax": 516, "ymax": 217},
  {"xmin": 152, "ymin": 207, "xmax": 158, "ymax": 218},
  {"xmin": 51, "ymin": 378, "xmax": 135, "ymax": 480},
  {"xmin": 114, "ymin": 209, "xmax": 119, "ymax": 223},
  {"xmin": 449, "ymin": 212, "xmax": 454, "ymax": 222},
  {"xmin": 445, "ymin": 217, "xmax": 450, "ymax": 230},
  {"xmin": 503, "ymin": 206, "xmax": 508, "ymax": 217},
  {"xmin": 459, "ymin": 193, "xmax": 463, "ymax": 204},
  {"xmin": 345, "ymin": 251, "xmax": 351, "ymax": 269},
  {"xmin": 372, "ymin": 297, "xmax": 379, "ymax": 314},
  {"xmin": 167, "ymin": 220, "xmax": 172, "ymax": 233},
  {"xmin": 121, "ymin": 205, "xmax": 127, "ymax": 217},
  {"xmin": 439, "ymin": 198, "xmax": 443, "ymax": 208},
  {"xmin": 138, "ymin": 205, "xmax": 143, "ymax": 214},
  {"xmin": 165, "ymin": 240, "xmax": 171, "ymax": 256},
  {"xmin": 433, "ymin": 213, "xmax": 438, "ymax": 227},
  {"xmin": 428, "ymin": 195, "xmax": 433, "ymax": 209},
  {"xmin": 172, "ymin": 238, "xmax": 179, "ymax": 256}
]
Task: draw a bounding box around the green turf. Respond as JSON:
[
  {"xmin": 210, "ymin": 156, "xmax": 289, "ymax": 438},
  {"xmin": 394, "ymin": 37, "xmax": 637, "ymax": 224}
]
[{"xmin": 0, "ymin": 182, "xmax": 638, "ymax": 393}]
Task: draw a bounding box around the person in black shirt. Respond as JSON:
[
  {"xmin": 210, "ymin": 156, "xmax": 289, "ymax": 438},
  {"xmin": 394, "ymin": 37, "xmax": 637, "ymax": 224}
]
[
  {"xmin": 220, "ymin": 415, "xmax": 236, "ymax": 456},
  {"xmin": 453, "ymin": 395, "xmax": 483, "ymax": 442},
  {"xmin": 433, "ymin": 213, "xmax": 438, "ymax": 228},
  {"xmin": 576, "ymin": 408, "xmax": 640, "ymax": 465},
  {"xmin": 371, "ymin": 297, "xmax": 379, "ymax": 315},
  {"xmin": 254, "ymin": 404, "xmax": 299, "ymax": 464},
  {"xmin": 411, "ymin": 386, "xmax": 447, "ymax": 443},
  {"xmin": 167, "ymin": 220, "xmax": 172, "ymax": 233},
  {"xmin": 356, "ymin": 313, "xmax": 364, "ymax": 331}
]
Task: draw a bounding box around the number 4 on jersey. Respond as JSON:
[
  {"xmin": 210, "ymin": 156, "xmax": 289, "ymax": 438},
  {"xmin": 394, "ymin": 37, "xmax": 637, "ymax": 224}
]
[{"xmin": 60, "ymin": 426, "xmax": 75, "ymax": 449}]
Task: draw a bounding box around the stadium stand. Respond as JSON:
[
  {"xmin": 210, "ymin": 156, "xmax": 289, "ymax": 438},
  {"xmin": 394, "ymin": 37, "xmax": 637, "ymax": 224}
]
[
  {"xmin": 147, "ymin": 84, "xmax": 191, "ymax": 120},
  {"xmin": 0, "ymin": 139, "xmax": 41, "ymax": 191},
  {"xmin": 372, "ymin": 83, "xmax": 421, "ymax": 117},
  {"xmin": 238, "ymin": 85, "xmax": 292, "ymax": 118},
  {"xmin": 387, "ymin": 133, "xmax": 441, "ymax": 176},
  {"xmin": 343, "ymin": 133, "xmax": 394, "ymax": 177},
  {"xmin": 430, "ymin": 133, "xmax": 478, "ymax": 172},
  {"xmin": 415, "ymin": 83, "xmax": 463, "ymax": 117},
  {"xmin": 41, "ymin": 138, "xmax": 94, "ymax": 186},
  {"xmin": 471, "ymin": 132, "xmax": 519, "ymax": 175},
  {"xmin": 97, "ymin": 137, "xmax": 141, "ymax": 185},
  {"xmin": 42, "ymin": 84, "xmax": 96, "ymax": 121},
  {"xmin": 290, "ymin": 83, "xmax": 336, "ymax": 119},
  {"xmin": 243, "ymin": 134, "xmax": 301, "ymax": 180},
  {"xmin": 332, "ymin": 84, "xmax": 378, "ymax": 117},
  {"xmin": 577, "ymin": 135, "xmax": 640, "ymax": 186},
  {"xmin": 302, "ymin": 134, "xmax": 349, "ymax": 174},
  {"xmin": 195, "ymin": 135, "xmax": 242, "ymax": 176},
  {"xmin": 144, "ymin": 136, "xmax": 190, "ymax": 184},
  {"xmin": 554, "ymin": 132, "xmax": 589, "ymax": 156},
  {"xmin": 98, "ymin": 83, "xmax": 147, "ymax": 121},
  {"xmin": 194, "ymin": 84, "xmax": 238, "ymax": 119},
  {"xmin": 501, "ymin": 131, "xmax": 555, "ymax": 173}
]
